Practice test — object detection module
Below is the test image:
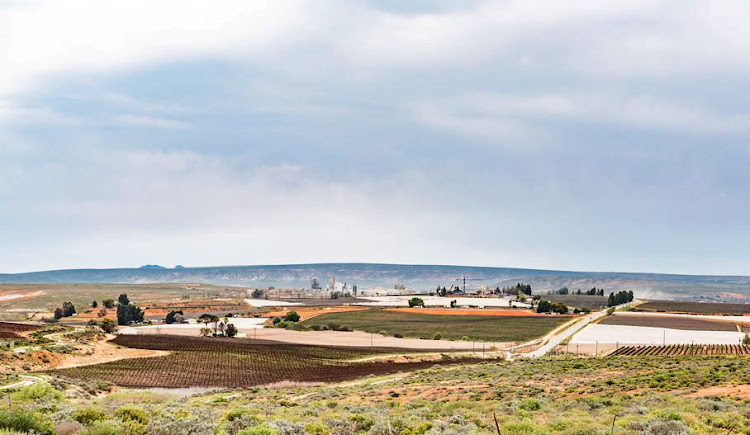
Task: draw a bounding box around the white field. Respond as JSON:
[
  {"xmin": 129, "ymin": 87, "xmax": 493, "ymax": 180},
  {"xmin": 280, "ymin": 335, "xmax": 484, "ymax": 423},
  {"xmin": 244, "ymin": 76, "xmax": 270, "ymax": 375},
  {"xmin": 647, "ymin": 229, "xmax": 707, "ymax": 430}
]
[
  {"xmin": 356, "ymin": 296, "xmax": 531, "ymax": 309},
  {"xmin": 244, "ymin": 299, "xmax": 301, "ymax": 307},
  {"xmin": 616, "ymin": 311, "xmax": 750, "ymax": 325},
  {"xmin": 569, "ymin": 324, "xmax": 745, "ymax": 345},
  {"xmin": 119, "ymin": 317, "xmax": 266, "ymax": 335}
]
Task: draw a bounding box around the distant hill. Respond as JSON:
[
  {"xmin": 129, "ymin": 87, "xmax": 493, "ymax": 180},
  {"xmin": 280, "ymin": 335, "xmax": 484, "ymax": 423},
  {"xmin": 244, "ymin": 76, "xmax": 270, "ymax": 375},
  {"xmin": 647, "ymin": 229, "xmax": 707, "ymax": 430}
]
[
  {"xmin": 139, "ymin": 265, "xmax": 166, "ymax": 270},
  {"xmin": 0, "ymin": 263, "xmax": 749, "ymax": 302}
]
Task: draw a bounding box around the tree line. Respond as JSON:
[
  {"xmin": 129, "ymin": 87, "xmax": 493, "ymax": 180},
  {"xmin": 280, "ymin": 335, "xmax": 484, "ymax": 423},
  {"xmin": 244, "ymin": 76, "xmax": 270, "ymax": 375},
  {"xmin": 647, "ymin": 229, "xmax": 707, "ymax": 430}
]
[{"xmin": 607, "ymin": 291, "xmax": 634, "ymax": 307}]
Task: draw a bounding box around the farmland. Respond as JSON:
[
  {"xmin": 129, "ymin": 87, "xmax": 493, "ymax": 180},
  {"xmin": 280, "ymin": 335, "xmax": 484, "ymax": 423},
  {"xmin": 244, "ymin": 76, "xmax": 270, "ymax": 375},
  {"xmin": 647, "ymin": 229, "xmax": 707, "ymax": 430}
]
[
  {"xmin": 301, "ymin": 309, "xmax": 570, "ymax": 342},
  {"xmin": 599, "ymin": 313, "xmax": 739, "ymax": 331},
  {"xmin": 54, "ymin": 335, "xmax": 478, "ymax": 388},
  {"xmin": 636, "ymin": 300, "xmax": 750, "ymax": 315},
  {"xmin": 610, "ymin": 344, "xmax": 750, "ymax": 356},
  {"xmin": 0, "ymin": 321, "xmax": 40, "ymax": 339}
]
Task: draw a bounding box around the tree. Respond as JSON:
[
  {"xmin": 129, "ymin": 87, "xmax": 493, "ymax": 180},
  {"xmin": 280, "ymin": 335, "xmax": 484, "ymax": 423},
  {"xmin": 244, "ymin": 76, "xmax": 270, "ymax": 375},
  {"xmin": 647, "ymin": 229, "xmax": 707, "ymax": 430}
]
[
  {"xmin": 439, "ymin": 287, "xmax": 447, "ymax": 297},
  {"xmin": 536, "ymin": 300, "xmax": 551, "ymax": 313},
  {"xmin": 226, "ymin": 323, "xmax": 238, "ymax": 338},
  {"xmin": 283, "ymin": 311, "xmax": 300, "ymax": 322},
  {"xmin": 117, "ymin": 303, "xmax": 144, "ymax": 325},
  {"xmin": 607, "ymin": 293, "xmax": 616, "ymax": 307},
  {"xmin": 61, "ymin": 301, "xmax": 76, "ymax": 317},
  {"xmin": 100, "ymin": 317, "xmax": 116, "ymax": 333},
  {"xmin": 102, "ymin": 299, "xmax": 115, "ymax": 309},
  {"xmin": 91, "ymin": 301, "xmax": 98, "ymax": 308},
  {"xmin": 251, "ymin": 289, "xmax": 265, "ymax": 299},
  {"xmin": 165, "ymin": 310, "xmax": 184, "ymax": 324},
  {"xmin": 54, "ymin": 307, "xmax": 63, "ymax": 319},
  {"xmin": 408, "ymin": 297, "xmax": 425, "ymax": 308},
  {"xmin": 118, "ymin": 294, "xmax": 130, "ymax": 306}
]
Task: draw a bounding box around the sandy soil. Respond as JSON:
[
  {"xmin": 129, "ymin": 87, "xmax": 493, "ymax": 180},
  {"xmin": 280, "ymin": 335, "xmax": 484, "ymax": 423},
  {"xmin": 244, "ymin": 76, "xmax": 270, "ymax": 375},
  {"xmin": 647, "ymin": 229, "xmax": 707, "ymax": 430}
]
[
  {"xmin": 127, "ymin": 326, "xmax": 512, "ymax": 350},
  {"xmin": 54, "ymin": 340, "xmax": 168, "ymax": 369},
  {"xmin": 385, "ymin": 307, "xmax": 543, "ymax": 317},
  {"xmin": 616, "ymin": 311, "xmax": 750, "ymax": 325},
  {"xmin": 684, "ymin": 384, "xmax": 750, "ymax": 399},
  {"xmin": 0, "ymin": 291, "xmax": 45, "ymax": 301}
]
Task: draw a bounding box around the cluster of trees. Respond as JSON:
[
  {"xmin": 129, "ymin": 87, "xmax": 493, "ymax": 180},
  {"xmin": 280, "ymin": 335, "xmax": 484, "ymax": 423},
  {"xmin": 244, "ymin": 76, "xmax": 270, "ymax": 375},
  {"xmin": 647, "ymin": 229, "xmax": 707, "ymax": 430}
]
[
  {"xmin": 53, "ymin": 301, "xmax": 76, "ymax": 319},
  {"xmin": 584, "ymin": 287, "xmax": 605, "ymax": 296},
  {"xmin": 250, "ymin": 289, "xmax": 265, "ymax": 299},
  {"xmin": 607, "ymin": 291, "xmax": 634, "ymax": 307},
  {"xmin": 497, "ymin": 283, "xmax": 532, "ymax": 296},
  {"xmin": 536, "ymin": 300, "xmax": 569, "ymax": 314},
  {"xmin": 330, "ymin": 291, "xmax": 353, "ymax": 299},
  {"xmin": 556, "ymin": 287, "xmax": 570, "ymax": 295},
  {"xmin": 115, "ymin": 294, "xmax": 144, "ymax": 325},
  {"xmin": 198, "ymin": 314, "xmax": 238, "ymax": 337}
]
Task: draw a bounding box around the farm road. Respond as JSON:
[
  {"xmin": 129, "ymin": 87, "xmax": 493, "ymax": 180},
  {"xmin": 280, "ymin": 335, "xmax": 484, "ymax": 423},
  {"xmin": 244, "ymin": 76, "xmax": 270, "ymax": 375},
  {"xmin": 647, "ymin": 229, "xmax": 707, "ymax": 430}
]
[{"xmin": 520, "ymin": 301, "xmax": 636, "ymax": 358}]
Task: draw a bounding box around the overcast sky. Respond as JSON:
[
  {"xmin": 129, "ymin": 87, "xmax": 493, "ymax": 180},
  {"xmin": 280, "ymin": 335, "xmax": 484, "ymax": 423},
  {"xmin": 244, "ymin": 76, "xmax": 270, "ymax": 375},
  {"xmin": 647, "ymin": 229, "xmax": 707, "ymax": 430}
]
[{"xmin": 2, "ymin": 0, "xmax": 750, "ymax": 275}]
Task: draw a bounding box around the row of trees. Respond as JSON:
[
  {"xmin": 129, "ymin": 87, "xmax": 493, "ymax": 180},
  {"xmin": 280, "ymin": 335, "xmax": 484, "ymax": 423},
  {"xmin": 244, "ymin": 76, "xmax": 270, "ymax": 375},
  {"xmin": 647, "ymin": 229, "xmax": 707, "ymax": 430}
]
[
  {"xmin": 500, "ymin": 283, "xmax": 532, "ymax": 296},
  {"xmin": 607, "ymin": 291, "xmax": 634, "ymax": 307}
]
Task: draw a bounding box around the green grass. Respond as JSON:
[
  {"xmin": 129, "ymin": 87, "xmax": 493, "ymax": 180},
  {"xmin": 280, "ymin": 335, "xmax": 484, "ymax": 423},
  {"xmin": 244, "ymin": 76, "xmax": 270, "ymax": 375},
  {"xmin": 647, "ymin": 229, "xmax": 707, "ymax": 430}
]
[{"xmin": 302, "ymin": 310, "xmax": 570, "ymax": 342}]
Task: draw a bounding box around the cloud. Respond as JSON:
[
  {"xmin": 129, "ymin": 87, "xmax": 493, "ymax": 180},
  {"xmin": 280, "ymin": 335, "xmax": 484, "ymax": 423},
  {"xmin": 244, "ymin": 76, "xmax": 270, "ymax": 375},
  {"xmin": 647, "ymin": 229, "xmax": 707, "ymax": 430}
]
[{"xmin": 115, "ymin": 114, "xmax": 190, "ymax": 129}]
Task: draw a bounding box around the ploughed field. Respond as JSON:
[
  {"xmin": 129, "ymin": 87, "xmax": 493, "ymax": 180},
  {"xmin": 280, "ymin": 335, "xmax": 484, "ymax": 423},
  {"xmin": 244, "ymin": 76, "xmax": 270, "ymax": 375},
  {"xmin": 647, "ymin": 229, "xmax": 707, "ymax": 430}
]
[
  {"xmin": 599, "ymin": 314, "xmax": 738, "ymax": 331},
  {"xmin": 636, "ymin": 300, "xmax": 750, "ymax": 315},
  {"xmin": 610, "ymin": 344, "xmax": 750, "ymax": 356},
  {"xmin": 0, "ymin": 321, "xmax": 40, "ymax": 339},
  {"xmin": 301, "ymin": 309, "xmax": 570, "ymax": 342},
  {"xmin": 54, "ymin": 335, "xmax": 477, "ymax": 388}
]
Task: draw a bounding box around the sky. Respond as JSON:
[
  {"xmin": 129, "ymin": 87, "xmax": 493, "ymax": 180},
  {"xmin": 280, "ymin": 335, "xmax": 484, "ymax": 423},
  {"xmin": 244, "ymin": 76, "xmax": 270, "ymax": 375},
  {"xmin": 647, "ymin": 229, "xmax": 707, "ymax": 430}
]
[{"xmin": 2, "ymin": 0, "xmax": 750, "ymax": 275}]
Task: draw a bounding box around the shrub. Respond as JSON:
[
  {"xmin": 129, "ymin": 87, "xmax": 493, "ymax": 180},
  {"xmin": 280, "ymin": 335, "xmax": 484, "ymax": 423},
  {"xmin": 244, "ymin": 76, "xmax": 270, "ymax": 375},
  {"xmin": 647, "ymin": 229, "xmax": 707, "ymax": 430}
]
[
  {"xmin": 237, "ymin": 424, "xmax": 280, "ymax": 435},
  {"xmin": 283, "ymin": 311, "xmax": 300, "ymax": 322},
  {"xmin": 13, "ymin": 383, "xmax": 63, "ymax": 402},
  {"xmin": 72, "ymin": 408, "xmax": 108, "ymax": 425},
  {"xmin": 304, "ymin": 422, "xmax": 328, "ymax": 435},
  {"xmin": 461, "ymin": 336, "xmax": 470, "ymax": 341},
  {"xmin": 115, "ymin": 406, "xmax": 149, "ymax": 425},
  {"xmin": 432, "ymin": 332, "xmax": 442, "ymax": 340},
  {"xmin": 0, "ymin": 409, "xmax": 55, "ymax": 435},
  {"xmin": 519, "ymin": 398, "xmax": 542, "ymax": 411},
  {"xmin": 408, "ymin": 297, "xmax": 425, "ymax": 308},
  {"xmin": 379, "ymin": 330, "xmax": 388, "ymax": 336},
  {"xmin": 81, "ymin": 421, "xmax": 121, "ymax": 435},
  {"xmin": 394, "ymin": 333, "xmax": 403, "ymax": 338}
]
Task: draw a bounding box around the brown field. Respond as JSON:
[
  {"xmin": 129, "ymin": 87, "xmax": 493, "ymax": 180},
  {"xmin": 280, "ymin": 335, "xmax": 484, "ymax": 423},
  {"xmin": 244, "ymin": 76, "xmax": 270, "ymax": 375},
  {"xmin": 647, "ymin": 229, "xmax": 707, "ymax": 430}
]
[
  {"xmin": 599, "ymin": 314, "xmax": 739, "ymax": 331},
  {"xmin": 543, "ymin": 294, "xmax": 609, "ymax": 310},
  {"xmin": 54, "ymin": 335, "xmax": 479, "ymax": 388},
  {"xmin": 610, "ymin": 344, "xmax": 750, "ymax": 356},
  {"xmin": 636, "ymin": 300, "xmax": 750, "ymax": 315},
  {"xmin": 385, "ymin": 307, "xmax": 543, "ymax": 317},
  {"xmin": 0, "ymin": 321, "xmax": 41, "ymax": 339}
]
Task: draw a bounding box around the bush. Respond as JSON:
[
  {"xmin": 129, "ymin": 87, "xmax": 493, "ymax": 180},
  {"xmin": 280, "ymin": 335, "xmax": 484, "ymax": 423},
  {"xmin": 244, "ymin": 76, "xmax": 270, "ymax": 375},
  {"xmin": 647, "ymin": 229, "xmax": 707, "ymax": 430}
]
[
  {"xmin": 115, "ymin": 406, "xmax": 149, "ymax": 425},
  {"xmin": 81, "ymin": 421, "xmax": 121, "ymax": 435},
  {"xmin": 379, "ymin": 330, "xmax": 388, "ymax": 336},
  {"xmin": 283, "ymin": 311, "xmax": 300, "ymax": 323},
  {"xmin": 237, "ymin": 424, "xmax": 279, "ymax": 435},
  {"xmin": 72, "ymin": 408, "xmax": 108, "ymax": 425},
  {"xmin": 394, "ymin": 333, "xmax": 403, "ymax": 338},
  {"xmin": 13, "ymin": 383, "xmax": 63, "ymax": 403},
  {"xmin": 408, "ymin": 297, "xmax": 425, "ymax": 308},
  {"xmin": 432, "ymin": 332, "xmax": 442, "ymax": 340},
  {"xmin": 0, "ymin": 409, "xmax": 55, "ymax": 435}
]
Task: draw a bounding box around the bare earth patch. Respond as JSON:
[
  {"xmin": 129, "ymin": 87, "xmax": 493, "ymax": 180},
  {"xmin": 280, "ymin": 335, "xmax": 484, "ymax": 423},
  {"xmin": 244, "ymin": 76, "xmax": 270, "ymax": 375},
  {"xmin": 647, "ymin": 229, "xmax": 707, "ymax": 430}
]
[{"xmin": 684, "ymin": 384, "xmax": 750, "ymax": 399}]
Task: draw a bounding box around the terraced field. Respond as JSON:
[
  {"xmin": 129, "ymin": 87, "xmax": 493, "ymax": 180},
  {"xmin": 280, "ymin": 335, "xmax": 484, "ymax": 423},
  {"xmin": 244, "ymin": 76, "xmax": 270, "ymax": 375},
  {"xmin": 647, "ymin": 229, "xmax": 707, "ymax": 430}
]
[
  {"xmin": 610, "ymin": 344, "xmax": 750, "ymax": 356},
  {"xmin": 54, "ymin": 335, "xmax": 478, "ymax": 388}
]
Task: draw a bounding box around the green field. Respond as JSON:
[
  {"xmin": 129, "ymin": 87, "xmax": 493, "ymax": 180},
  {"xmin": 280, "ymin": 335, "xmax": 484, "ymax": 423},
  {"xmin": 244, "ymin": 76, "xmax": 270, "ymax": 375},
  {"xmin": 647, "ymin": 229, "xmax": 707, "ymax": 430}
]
[{"xmin": 302, "ymin": 310, "xmax": 570, "ymax": 342}]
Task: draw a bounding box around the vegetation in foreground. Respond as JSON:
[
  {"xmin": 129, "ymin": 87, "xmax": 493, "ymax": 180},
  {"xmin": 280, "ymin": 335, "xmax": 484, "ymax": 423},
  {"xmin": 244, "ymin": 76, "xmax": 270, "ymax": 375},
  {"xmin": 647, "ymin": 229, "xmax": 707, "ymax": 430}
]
[
  {"xmin": 302, "ymin": 309, "xmax": 570, "ymax": 342},
  {"xmin": 0, "ymin": 354, "xmax": 745, "ymax": 434}
]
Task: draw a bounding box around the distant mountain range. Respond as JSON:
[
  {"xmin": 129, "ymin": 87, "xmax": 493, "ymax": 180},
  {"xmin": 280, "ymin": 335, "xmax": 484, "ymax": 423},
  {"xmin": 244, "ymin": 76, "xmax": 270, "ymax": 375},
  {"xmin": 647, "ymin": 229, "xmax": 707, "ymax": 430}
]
[{"xmin": 1, "ymin": 263, "xmax": 749, "ymax": 302}]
